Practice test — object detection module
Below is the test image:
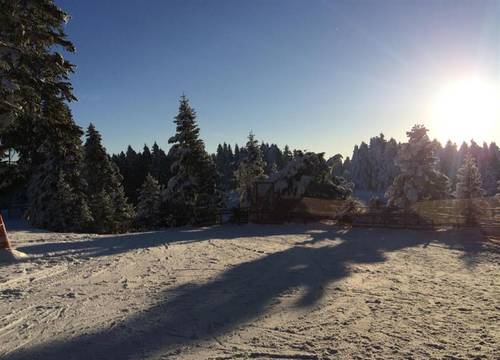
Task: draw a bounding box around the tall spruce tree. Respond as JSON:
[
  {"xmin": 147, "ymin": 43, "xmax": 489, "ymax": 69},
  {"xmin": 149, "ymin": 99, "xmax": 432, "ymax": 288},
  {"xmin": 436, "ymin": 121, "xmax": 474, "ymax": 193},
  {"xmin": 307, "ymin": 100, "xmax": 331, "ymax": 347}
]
[
  {"xmin": 0, "ymin": 1, "xmax": 95, "ymax": 231},
  {"xmin": 386, "ymin": 125, "xmax": 449, "ymax": 209},
  {"xmin": 83, "ymin": 124, "xmax": 134, "ymax": 233},
  {"xmin": 235, "ymin": 132, "xmax": 267, "ymax": 204},
  {"xmin": 1, "ymin": 0, "xmax": 77, "ymax": 171},
  {"xmin": 165, "ymin": 95, "xmax": 217, "ymax": 225},
  {"xmin": 454, "ymin": 154, "xmax": 486, "ymax": 199},
  {"xmin": 26, "ymin": 102, "xmax": 92, "ymax": 231},
  {"xmin": 136, "ymin": 174, "xmax": 162, "ymax": 229}
]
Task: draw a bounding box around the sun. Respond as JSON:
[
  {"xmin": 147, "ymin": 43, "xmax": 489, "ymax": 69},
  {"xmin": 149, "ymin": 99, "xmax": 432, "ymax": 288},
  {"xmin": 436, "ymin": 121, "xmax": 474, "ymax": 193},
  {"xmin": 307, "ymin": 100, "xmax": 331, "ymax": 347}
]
[{"xmin": 430, "ymin": 77, "xmax": 500, "ymax": 144}]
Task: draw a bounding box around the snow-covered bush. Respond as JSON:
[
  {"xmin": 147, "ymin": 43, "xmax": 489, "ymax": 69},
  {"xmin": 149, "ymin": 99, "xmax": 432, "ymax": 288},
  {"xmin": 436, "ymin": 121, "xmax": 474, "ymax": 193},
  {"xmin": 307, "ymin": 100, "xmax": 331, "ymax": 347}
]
[{"xmin": 269, "ymin": 152, "xmax": 352, "ymax": 200}]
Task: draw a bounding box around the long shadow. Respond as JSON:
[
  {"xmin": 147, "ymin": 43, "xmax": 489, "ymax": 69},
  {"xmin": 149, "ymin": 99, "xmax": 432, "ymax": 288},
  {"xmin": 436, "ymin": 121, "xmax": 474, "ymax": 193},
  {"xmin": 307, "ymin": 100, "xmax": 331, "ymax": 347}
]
[
  {"xmin": 13, "ymin": 224, "xmax": 333, "ymax": 261},
  {"xmin": 7, "ymin": 225, "xmax": 495, "ymax": 360}
]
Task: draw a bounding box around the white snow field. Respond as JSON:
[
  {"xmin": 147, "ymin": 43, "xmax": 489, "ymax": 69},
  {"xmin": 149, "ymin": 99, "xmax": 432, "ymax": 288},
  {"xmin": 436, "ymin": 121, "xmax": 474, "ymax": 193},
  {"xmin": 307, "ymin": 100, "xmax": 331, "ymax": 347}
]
[{"xmin": 1, "ymin": 220, "xmax": 499, "ymax": 360}]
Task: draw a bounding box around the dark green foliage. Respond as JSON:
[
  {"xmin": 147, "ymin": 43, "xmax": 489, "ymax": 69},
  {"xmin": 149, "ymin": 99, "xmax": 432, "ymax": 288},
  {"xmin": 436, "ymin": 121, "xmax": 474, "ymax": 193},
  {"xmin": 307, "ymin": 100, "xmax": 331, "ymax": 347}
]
[
  {"xmin": 112, "ymin": 142, "xmax": 171, "ymax": 203},
  {"xmin": 83, "ymin": 124, "xmax": 134, "ymax": 233},
  {"xmin": 136, "ymin": 174, "xmax": 162, "ymax": 228},
  {"xmin": 215, "ymin": 142, "xmax": 237, "ymax": 191}
]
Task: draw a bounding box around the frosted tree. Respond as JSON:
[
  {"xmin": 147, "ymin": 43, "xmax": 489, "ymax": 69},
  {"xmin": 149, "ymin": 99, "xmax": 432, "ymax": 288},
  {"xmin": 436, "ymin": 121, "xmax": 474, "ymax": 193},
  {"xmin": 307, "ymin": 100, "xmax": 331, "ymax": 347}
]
[
  {"xmin": 166, "ymin": 95, "xmax": 217, "ymax": 225},
  {"xmin": 83, "ymin": 124, "xmax": 134, "ymax": 233},
  {"xmin": 454, "ymin": 154, "xmax": 486, "ymax": 225},
  {"xmin": 235, "ymin": 132, "xmax": 267, "ymax": 204},
  {"xmin": 136, "ymin": 174, "xmax": 162, "ymax": 228},
  {"xmin": 438, "ymin": 140, "xmax": 459, "ymax": 178},
  {"xmin": 269, "ymin": 152, "xmax": 352, "ymax": 200},
  {"xmin": 0, "ymin": 1, "xmax": 96, "ymax": 231},
  {"xmin": 26, "ymin": 102, "xmax": 92, "ymax": 231},
  {"xmin": 0, "ymin": 0, "xmax": 77, "ymax": 168},
  {"xmin": 386, "ymin": 125, "xmax": 449, "ymax": 209},
  {"xmin": 454, "ymin": 155, "xmax": 486, "ymax": 199},
  {"xmin": 349, "ymin": 142, "xmax": 371, "ymax": 191},
  {"xmin": 380, "ymin": 137, "xmax": 400, "ymax": 190}
]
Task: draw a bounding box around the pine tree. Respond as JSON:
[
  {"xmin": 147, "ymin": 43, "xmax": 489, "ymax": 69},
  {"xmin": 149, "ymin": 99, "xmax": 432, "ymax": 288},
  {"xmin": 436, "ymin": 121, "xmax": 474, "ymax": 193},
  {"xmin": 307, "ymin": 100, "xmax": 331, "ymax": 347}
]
[
  {"xmin": 136, "ymin": 174, "xmax": 162, "ymax": 228},
  {"xmin": 269, "ymin": 152, "xmax": 352, "ymax": 200},
  {"xmin": 1, "ymin": 0, "xmax": 77, "ymax": 171},
  {"xmin": 0, "ymin": 1, "xmax": 98, "ymax": 232},
  {"xmin": 25, "ymin": 101, "xmax": 92, "ymax": 231},
  {"xmin": 150, "ymin": 142, "xmax": 171, "ymax": 185},
  {"xmin": 83, "ymin": 124, "xmax": 134, "ymax": 233},
  {"xmin": 283, "ymin": 145, "xmax": 293, "ymax": 165},
  {"xmin": 454, "ymin": 154, "xmax": 486, "ymax": 225},
  {"xmin": 166, "ymin": 95, "xmax": 217, "ymax": 225},
  {"xmin": 439, "ymin": 140, "xmax": 458, "ymax": 178},
  {"xmin": 454, "ymin": 154, "xmax": 486, "ymax": 199},
  {"xmin": 235, "ymin": 132, "xmax": 267, "ymax": 204},
  {"xmin": 386, "ymin": 125, "xmax": 449, "ymax": 209}
]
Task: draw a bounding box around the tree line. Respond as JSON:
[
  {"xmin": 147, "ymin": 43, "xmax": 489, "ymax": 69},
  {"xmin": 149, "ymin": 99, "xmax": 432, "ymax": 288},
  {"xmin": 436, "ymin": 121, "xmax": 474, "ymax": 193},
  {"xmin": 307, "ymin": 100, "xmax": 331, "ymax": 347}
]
[
  {"xmin": 341, "ymin": 133, "xmax": 500, "ymax": 196},
  {"xmin": 1, "ymin": 1, "xmax": 499, "ymax": 234}
]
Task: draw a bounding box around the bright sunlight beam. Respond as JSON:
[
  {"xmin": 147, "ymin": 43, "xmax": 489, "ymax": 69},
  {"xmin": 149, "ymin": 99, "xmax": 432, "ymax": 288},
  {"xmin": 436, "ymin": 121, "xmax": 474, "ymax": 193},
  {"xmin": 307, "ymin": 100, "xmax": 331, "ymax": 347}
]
[{"xmin": 431, "ymin": 77, "xmax": 500, "ymax": 144}]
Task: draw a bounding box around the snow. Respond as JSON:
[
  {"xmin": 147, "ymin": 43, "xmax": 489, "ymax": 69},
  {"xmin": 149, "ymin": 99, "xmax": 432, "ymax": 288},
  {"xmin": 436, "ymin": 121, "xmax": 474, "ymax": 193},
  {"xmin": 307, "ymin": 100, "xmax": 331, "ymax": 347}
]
[{"xmin": 1, "ymin": 220, "xmax": 499, "ymax": 359}]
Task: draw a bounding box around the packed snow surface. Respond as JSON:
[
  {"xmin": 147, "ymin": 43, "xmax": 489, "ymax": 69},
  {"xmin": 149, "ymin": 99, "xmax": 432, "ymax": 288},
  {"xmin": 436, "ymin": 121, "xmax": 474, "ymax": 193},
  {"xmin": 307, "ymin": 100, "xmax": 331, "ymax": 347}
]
[{"xmin": 1, "ymin": 220, "xmax": 499, "ymax": 359}]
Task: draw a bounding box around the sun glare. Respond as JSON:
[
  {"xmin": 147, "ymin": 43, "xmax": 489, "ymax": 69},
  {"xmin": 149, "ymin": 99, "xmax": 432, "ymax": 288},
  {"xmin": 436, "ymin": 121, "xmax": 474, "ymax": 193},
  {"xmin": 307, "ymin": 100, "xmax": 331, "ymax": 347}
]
[{"xmin": 431, "ymin": 77, "xmax": 500, "ymax": 144}]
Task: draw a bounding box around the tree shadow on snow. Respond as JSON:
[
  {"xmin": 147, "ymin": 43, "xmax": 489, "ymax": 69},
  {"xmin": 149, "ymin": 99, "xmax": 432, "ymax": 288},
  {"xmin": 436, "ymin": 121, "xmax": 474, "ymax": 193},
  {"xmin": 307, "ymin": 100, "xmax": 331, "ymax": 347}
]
[
  {"xmin": 6, "ymin": 225, "xmax": 498, "ymax": 359},
  {"xmin": 13, "ymin": 223, "xmax": 338, "ymax": 261}
]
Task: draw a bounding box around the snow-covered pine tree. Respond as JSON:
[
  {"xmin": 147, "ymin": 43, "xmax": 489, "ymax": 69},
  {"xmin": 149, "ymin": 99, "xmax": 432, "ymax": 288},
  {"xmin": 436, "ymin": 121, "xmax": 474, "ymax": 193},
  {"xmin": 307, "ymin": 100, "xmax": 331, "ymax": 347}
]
[
  {"xmin": 386, "ymin": 125, "xmax": 449, "ymax": 209},
  {"xmin": 166, "ymin": 95, "xmax": 217, "ymax": 225},
  {"xmin": 0, "ymin": 0, "xmax": 77, "ymax": 170},
  {"xmin": 0, "ymin": 1, "xmax": 96, "ymax": 232},
  {"xmin": 269, "ymin": 152, "xmax": 352, "ymax": 200},
  {"xmin": 136, "ymin": 174, "xmax": 162, "ymax": 228},
  {"xmin": 454, "ymin": 154, "xmax": 486, "ymax": 199},
  {"xmin": 26, "ymin": 102, "xmax": 92, "ymax": 231},
  {"xmin": 235, "ymin": 132, "xmax": 267, "ymax": 204},
  {"xmin": 83, "ymin": 124, "xmax": 134, "ymax": 233},
  {"xmin": 454, "ymin": 154, "xmax": 486, "ymax": 225}
]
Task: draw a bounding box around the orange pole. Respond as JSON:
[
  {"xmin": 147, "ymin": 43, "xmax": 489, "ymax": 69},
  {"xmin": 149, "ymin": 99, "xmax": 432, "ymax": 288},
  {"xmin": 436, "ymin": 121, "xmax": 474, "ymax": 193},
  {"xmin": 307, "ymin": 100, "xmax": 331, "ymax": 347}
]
[{"xmin": 0, "ymin": 213, "xmax": 12, "ymax": 249}]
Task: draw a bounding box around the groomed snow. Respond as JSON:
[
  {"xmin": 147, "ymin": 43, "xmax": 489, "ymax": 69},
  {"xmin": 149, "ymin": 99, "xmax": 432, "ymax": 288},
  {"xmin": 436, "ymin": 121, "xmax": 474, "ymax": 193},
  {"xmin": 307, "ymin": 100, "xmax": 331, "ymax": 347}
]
[{"xmin": 1, "ymin": 220, "xmax": 499, "ymax": 359}]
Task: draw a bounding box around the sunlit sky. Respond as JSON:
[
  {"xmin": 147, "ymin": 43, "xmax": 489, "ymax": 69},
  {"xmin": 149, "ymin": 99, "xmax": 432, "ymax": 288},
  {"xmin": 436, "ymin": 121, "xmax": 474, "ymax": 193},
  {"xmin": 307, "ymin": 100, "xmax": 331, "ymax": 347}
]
[{"xmin": 57, "ymin": 0, "xmax": 499, "ymax": 157}]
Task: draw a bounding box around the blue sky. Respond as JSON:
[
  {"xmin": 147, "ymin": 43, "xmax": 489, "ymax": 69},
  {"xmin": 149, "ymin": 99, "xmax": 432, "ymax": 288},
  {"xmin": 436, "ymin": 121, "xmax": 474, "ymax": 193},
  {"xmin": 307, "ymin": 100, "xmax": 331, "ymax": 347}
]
[{"xmin": 57, "ymin": 0, "xmax": 499, "ymax": 157}]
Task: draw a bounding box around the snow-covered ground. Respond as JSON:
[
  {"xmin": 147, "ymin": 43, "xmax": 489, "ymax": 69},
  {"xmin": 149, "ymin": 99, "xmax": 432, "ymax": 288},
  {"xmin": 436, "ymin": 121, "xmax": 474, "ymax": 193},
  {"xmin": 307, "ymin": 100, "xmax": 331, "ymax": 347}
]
[{"xmin": 1, "ymin": 220, "xmax": 499, "ymax": 359}]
